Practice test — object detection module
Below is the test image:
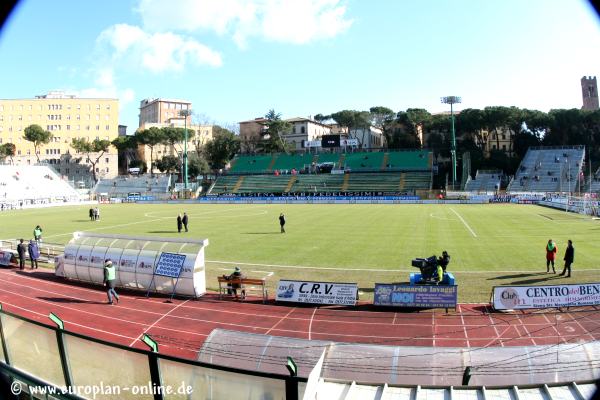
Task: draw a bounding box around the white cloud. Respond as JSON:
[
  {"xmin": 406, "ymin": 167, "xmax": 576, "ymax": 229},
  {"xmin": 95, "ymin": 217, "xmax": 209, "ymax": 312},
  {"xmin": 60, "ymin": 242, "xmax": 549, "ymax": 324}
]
[
  {"xmin": 74, "ymin": 68, "xmax": 136, "ymax": 113},
  {"xmin": 136, "ymin": 0, "xmax": 353, "ymax": 46},
  {"xmin": 97, "ymin": 23, "xmax": 222, "ymax": 73}
]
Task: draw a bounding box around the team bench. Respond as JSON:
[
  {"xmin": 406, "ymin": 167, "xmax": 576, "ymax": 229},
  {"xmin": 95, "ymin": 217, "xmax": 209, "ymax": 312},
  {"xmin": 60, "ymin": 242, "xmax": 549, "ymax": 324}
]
[{"xmin": 217, "ymin": 276, "xmax": 268, "ymax": 303}]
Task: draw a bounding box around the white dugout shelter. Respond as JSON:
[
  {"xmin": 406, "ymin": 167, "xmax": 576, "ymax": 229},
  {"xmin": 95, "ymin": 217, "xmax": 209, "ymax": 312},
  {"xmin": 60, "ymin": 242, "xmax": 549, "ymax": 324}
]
[{"xmin": 56, "ymin": 232, "xmax": 209, "ymax": 297}]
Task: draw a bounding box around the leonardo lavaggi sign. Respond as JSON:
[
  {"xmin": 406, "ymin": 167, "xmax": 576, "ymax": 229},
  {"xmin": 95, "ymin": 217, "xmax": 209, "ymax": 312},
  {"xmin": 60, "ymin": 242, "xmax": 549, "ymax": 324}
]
[
  {"xmin": 154, "ymin": 252, "xmax": 186, "ymax": 278},
  {"xmin": 374, "ymin": 284, "xmax": 458, "ymax": 309},
  {"xmin": 276, "ymin": 280, "xmax": 358, "ymax": 306},
  {"xmin": 493, "ymin": 283, "xmax": 600, "ymax": 310}
]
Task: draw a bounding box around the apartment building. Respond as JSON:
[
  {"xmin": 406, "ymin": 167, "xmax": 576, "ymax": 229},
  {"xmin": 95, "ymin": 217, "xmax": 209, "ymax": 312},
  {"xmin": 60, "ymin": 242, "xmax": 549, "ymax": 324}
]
[
  {"xmin": 0, "ymin": 91, "xmax": 119, "ymax": 183},
  {"xmin": 239, "ymin": 116, "xmax": 332, "ymax": 152},
  {"xmin": 138, "ymin": 98, "xmax": 214, "ymax": 173}
]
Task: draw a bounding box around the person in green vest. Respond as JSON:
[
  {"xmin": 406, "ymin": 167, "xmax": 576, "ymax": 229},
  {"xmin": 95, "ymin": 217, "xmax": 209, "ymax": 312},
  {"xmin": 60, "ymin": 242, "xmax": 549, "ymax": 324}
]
[
  {"xmin": 103, "ymin": 259, "xmax": 119, "ymax": 305},
  {"xmin": 436, "ymin": 263, "xmax": 444, "ymax": 284},
  {"xmin": 33, "ymin": 225, "xmax": 43, "ymax": 242},
  {"xmin": 545, "ymin": 239, "xmax": 557, "ymax": 273}
]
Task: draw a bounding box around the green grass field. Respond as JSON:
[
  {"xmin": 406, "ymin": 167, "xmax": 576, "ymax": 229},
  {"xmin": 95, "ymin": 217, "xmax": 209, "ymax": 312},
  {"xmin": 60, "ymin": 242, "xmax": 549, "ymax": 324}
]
[{"xmin": 1, "ymin": 203, "xmax": 598, "ymax": 302}]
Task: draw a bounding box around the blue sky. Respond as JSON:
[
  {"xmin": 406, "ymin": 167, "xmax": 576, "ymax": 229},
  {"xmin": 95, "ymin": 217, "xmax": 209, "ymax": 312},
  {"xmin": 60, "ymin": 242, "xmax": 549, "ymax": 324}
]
[{"xmin": 0, "ymin": 0, "xmax": 599, "ymax": 132}]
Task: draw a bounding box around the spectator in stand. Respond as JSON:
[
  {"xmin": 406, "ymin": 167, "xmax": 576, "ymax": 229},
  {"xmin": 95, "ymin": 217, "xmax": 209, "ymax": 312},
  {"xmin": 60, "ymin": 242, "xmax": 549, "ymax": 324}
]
[
  {"xmin": 559, "ymin": 240, "xmax": 574, "ymax": 278},
  {"xmin": 17, "ymin": 239, "xmax": 26, "ymax": 270},
  {"xmin": 545, "ymin": 239, "xmax": 557, "ymax": 273},
  {"xmin": 33, "ymin": 225, "xmax": 43, "ymax": 242},
  {"xmin": 28, "ymin": 239, "xmax": 40, "ymax": 269}
]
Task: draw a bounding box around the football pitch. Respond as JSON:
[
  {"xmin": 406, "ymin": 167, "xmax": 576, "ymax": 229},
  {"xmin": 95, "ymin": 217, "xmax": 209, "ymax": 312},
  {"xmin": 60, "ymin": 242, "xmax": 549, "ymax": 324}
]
[{"xmin": 1, "ymin": 203, "xmax": 598, "ymax": 303}]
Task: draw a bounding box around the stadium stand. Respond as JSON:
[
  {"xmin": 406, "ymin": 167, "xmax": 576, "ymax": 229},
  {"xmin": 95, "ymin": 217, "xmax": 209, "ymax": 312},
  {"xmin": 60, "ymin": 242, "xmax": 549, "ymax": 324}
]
[
  {"xmin": 0, "ymin": 165, "xmax": 80, "ymax": 207},
  {"xmin": 93, "ymin": 174, "xmax": 171, "ymax": 197},
  {"xmin": 226, "ymin": 150, "xmax": 432, "ymax": 175},
  {"xmin": 464, "ymin": 170, "xmax": 502, "ymax": 192},
  {"xmin": 584, "ymin": 167, "xmax": 600, "ymax": 194},
  {"xmin": 507, "ymin": 146, "xmax": 585, "ymax": 193},
  {"xmin": 228, "ymin": 154, "xmax": 275, "ymax": 174},
  {"xmin": 209, "ymin": 150, "xmax": 433, "ymax": 195}
]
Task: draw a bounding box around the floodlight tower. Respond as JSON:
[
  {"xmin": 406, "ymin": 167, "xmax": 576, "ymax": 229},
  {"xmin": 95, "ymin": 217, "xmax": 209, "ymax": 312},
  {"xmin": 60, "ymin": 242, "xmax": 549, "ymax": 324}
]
[
  {"xmin": 179, "ymin": 108, "xmax": 192, "ymax": 190},
  {"xmin": 441, "ymin": 96, "xmax": 461, "ymax": 189}
]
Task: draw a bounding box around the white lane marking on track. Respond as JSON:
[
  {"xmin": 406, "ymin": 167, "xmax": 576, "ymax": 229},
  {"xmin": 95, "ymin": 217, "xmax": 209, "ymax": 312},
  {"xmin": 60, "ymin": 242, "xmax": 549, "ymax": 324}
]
[
  {"xmin": 129, "ymin": 299, "xmax": 191, "ymax": 347},
  {"xmin": 450, "ymin": 208, "xmax": 477, "ymax": 237},
  {"xmin": 308, "ymin": 308, "xmax": 318, "ymax": 340},
  {"xmin": 265, "ymin": 307, "xmax": 296, "ymax": 336},
  {"xmin": 4, "ymin": 301, "xmax": 139, "ymax": 341}
]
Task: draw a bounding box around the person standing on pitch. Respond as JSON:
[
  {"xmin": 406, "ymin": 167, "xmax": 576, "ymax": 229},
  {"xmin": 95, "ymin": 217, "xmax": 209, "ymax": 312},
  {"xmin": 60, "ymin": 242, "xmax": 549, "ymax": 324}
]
[
  {"xmin": 545, "ymin": 239, "xmax": 557, "ymax": 273},
  {"xmin": 279, "ymin": 213, "xmax": 286, "ymax": 233},
  {"xmin": 559, "ymin": 240, "xmax": 574, "ymax": 277},
  {"xmin": 33, "ymin": 225, "xmax": 43, "ymax": 242},
  {"xmin": 28, "ymin": 239, "xmax": 40, "ymax": 269},
  {"xmin": 177, "ymin": 214, "xmax": 183, "ymax": 233},
  {"xmin": 182, "ymin": 212, "xmax": 189, "ymax": 232},
  {"xmin": 103, "ymin": 259, "xmax": 119, "ymax": 305}
]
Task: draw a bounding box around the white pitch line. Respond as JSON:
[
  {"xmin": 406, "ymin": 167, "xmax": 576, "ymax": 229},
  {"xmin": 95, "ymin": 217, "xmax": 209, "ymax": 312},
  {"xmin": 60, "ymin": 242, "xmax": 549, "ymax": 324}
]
[
  {"xmin": 209, "ymin": 260, "xmax": 597, "ymax": 273},
  {"xmin": 450, "ymin": 208, "xmax": 477, "ymax": 238}
]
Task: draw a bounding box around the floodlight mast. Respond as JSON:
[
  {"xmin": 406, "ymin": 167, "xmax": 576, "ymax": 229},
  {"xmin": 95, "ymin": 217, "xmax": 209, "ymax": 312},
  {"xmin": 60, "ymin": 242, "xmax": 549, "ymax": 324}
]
[
  {"xmin": 441, "ymin": 96, "xmax": 462, "ymax": 190},
  {"xmin": 179, "ymin": 108, "xmax": 192, "ymax": 190}
]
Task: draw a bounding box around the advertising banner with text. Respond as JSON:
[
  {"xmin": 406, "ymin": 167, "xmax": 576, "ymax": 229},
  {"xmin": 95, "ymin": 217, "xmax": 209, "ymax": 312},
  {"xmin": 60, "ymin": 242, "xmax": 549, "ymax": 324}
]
[
  {"xmin": 493, "ymin": 283, "xmax": 600, "ymax": 310},
  {"xmin": 373, "ymin": 284, "xmax": 458, "ymax": 309},
  {"xmin": 276, "ymin": 280, "xmax": 358, "ymax": 306}
]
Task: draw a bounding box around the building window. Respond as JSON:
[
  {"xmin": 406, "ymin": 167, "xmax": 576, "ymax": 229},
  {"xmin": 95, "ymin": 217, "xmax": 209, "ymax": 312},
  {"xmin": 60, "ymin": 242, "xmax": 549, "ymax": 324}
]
[
  {"xmin": 301, "ymin": 126, "xmax": 305, "ymax": 134},
  {"xmin": 105, "ymin": 125, "xmax": 110, "ymax": 130},
  {"xmin": 96, "ymin": 125, "xmax": 100, "ymax": 130},
  {"xmin": 105, "ymin": 157, "xmax": 109, "ymax": 163}
]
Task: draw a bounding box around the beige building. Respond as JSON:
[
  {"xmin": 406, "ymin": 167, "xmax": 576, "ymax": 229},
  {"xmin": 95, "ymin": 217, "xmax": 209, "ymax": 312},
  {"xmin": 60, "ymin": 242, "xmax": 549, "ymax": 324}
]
[
  {"xmin": 138, "ymin": 98, "xmax": 213, "ymax": 173},
  {"xmin": 139, "ymin": 97, "xmax": 192, "ymax": 126},
  {"xmin": 283, "ymin": 117, "xmax": 331, "ymax": 150},
  {"xmin": 0, "ymin": 91, "xmax": 119, "ymax": 183},
  {"xmin": 239, "ymin": 117, "xmax": 268, "ymax": 152},
  {"xmin": 239, "ymin": 116, "xmax": 333, "ymax": 151}
]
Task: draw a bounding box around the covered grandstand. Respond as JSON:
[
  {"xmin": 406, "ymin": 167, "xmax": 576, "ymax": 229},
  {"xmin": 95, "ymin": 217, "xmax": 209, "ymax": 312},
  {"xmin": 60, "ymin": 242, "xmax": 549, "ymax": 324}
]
[{"xmin": 0, "ymin": 165, "xmax": 81, "ymax": 208}]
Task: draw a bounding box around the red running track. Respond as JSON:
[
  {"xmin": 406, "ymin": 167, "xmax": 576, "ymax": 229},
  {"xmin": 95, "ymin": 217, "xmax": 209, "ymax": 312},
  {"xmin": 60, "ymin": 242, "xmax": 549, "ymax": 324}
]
[{"xmin": 0, "ymin": 268, "xmax": 598, "ymax": 361}]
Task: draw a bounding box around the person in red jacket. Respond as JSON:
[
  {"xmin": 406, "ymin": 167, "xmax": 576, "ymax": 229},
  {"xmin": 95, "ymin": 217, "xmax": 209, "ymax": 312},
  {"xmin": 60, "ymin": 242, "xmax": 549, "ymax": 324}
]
[{"xmin": 545, "ymin": 239, "xmax": 557, "ymax": 273}]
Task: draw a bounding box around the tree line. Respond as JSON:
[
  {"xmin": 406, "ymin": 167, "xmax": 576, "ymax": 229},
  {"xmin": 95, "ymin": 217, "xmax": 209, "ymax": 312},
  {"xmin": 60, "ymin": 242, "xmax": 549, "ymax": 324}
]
[
  {"xmin": 311, "ymin": 106, "xmax": 600, "ymax": 176},
  {"xmin": 0, "ymin": 124, "xmax": 240, "ymax": 182}
]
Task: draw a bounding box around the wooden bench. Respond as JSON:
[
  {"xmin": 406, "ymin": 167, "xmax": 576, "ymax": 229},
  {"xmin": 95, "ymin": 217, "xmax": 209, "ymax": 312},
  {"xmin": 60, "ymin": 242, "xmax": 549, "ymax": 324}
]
[{"xmin": 217, "ymin": 276, "xmax": 268, "ymax": 303}]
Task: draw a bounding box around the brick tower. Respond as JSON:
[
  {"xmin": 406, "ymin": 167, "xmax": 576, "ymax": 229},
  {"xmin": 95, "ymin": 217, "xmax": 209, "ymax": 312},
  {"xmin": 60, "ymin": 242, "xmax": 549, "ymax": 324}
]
[{"xmin": 581, "ymin": 76, "xmax": 599, "ymax": 110}]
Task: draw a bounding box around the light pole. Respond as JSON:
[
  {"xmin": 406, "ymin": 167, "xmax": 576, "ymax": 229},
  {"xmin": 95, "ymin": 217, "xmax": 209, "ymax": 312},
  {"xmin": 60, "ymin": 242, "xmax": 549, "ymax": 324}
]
[
  {"xmin": 179, "ymin": 108, "xmax": 192, "ymax": 191},
  {"xmin": 441, "ymin": 96, "xmax": 461, "ymax": 189}
]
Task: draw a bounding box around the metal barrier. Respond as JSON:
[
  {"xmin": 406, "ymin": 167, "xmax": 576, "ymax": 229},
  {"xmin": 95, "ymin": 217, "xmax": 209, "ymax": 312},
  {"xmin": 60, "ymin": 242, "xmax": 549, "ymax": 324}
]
[{"xmin": 0, "ymin": 306, "xmax": 304, "ymax": 400}]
